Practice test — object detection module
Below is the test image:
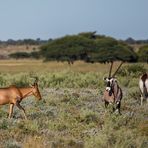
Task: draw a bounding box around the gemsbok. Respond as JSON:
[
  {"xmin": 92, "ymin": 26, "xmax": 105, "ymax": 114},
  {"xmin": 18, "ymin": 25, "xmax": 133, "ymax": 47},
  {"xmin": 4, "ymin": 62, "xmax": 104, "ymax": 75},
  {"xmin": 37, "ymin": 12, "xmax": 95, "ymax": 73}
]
[
  {"xmin": 0, "ymin": 78, "xmax": 42, "ymax": 119},
  {"xmin": 103, "ymin": 62, "xmax": 123, "ymax": 114},
  {"xmin": 139, "ymin": 73, "xmax": 148, "ymax": 105}
]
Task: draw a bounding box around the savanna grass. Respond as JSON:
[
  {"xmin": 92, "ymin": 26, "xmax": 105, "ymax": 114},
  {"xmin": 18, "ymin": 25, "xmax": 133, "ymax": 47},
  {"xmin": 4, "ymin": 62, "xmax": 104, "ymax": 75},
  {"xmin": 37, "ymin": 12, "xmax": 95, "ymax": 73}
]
[{"xmin": 0, "ymin": 60, "xmax": 147, "ymax": 147}]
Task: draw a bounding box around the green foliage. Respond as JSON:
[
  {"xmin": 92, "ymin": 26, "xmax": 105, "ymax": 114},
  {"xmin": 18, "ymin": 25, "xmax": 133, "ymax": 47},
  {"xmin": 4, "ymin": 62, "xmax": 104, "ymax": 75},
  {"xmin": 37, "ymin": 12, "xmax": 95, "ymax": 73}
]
[
  {"xmin": 40, "ymin": 32, "xmax": 137, "ymax": 63},
  {"xmin": 137, "ymin": 44, "xmax": 148, "ymax": 62},
  {"xmin": 0, "ymin": 119, "xmax": 9, "ymax": 130},
  {"xmin": 30, "ymin": 51, "xmax": 41, "ymax": 59},
  {"xmin": 118, "ymin": 64, "xmax": 147, "ymax": 77},
  {"xmin": 40, "ymin": 34, "xmax": 96, "ymax": 62},
  {"xmin": 0, "ymin": 38, "xmax": 46, "ymax": 46},
  {"xmin": 9, "ymin": 51, "xmax": 41, "ymax": 59},
  {"xmin": 9, "ymin": 52, "xmax": 31, "ymax": 59},
  {"xmin": 0, "ymin": 71, "xmax": 103, "ymax": 88}
]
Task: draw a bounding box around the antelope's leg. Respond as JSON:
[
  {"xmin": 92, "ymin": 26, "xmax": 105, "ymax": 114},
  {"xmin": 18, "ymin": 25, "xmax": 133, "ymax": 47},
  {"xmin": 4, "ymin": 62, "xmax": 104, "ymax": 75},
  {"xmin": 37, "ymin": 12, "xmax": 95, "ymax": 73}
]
[
  {"xmin": 8, "ymin": 103, "xmax": 14, "ymax": 119},
  {"xmin": 16, "ymin": 101, "xmax": 27, "ymax": 119},
  {"xmin": 116, "ymin": 102, "xmax": 121, "ymax": 115},
  {"xmin": 140, "ymin": 95, "xmax": 144, "ymax": 106}
]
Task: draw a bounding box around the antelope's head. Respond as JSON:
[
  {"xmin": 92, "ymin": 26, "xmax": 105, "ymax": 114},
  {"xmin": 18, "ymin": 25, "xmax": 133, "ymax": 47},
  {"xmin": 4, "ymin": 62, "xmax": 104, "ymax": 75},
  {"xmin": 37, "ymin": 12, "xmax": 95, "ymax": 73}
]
[
  {"xmin": 104, "ymin": 77, "xmax": 117, "ymax": 92},
  {"xmin": 31, "ymin": 77, "xmax": 42, "ymax": 100},
  {"xmin": 104, "ymin": 62, "xmax": 123, "ymax": 93}
]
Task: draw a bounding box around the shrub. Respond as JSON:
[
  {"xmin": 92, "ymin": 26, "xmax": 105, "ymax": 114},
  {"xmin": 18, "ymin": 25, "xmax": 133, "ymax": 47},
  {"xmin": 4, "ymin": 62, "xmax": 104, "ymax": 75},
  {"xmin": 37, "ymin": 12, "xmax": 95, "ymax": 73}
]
[
  {"xmin": 137, "ymin": 44, "xmax": 148, "ymax": 62},
  {"xmin": 118, "ymin": 64, "xmax": 147, "ymax": 77},
  {"xmin": 9, "ymin": 52, "xmax": 31, "ymax": 59}
]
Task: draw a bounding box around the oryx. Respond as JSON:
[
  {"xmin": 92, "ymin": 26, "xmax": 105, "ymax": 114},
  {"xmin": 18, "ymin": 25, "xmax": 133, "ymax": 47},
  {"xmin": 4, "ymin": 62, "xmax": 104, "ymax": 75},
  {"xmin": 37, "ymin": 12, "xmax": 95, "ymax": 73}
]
[
  {"xmin": 139, "ymin": 73, "xmax": 148, "ymax": 105},
  {"xmin": 103, "ymin": 62, "xmax": 123, "ymax": 114}
]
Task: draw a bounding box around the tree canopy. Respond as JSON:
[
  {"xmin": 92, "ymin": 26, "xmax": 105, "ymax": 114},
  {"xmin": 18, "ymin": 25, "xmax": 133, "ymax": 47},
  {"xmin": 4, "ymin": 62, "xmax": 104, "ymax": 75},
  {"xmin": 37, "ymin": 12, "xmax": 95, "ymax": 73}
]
[{"xmin": 40, "ymin": 32, "xmax": 137, "ymax": 63}]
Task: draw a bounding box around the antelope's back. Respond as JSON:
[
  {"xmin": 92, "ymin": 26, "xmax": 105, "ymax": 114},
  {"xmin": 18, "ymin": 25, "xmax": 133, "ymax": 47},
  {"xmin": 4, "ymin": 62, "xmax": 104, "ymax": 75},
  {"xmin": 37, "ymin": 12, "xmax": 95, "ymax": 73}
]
[{"xmin": 0, "ymin": 86, "xmax": 22, "ymax": 104}]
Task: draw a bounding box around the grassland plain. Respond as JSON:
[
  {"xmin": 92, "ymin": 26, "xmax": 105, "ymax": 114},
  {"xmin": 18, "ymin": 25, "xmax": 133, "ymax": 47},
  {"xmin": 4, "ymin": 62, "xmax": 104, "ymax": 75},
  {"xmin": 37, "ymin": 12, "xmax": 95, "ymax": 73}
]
[
  {"xmin": 0, "ymin": 60, "xmax": 147, "ymax": 148},
  {"xmin": 0, "ymin": 45, "xmax": 38, "ymax": 55}
]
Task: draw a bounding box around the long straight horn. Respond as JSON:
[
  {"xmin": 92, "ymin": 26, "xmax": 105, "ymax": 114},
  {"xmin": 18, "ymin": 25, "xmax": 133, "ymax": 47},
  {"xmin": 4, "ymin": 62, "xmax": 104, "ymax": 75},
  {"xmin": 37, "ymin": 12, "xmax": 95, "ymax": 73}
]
[
  {"xmin": 112, "ymin": 61, "xmax": 124, "ymax": 77},
  {"xmin": 109, "ymin": 61, "xmax": 113, "ymax": 77}
]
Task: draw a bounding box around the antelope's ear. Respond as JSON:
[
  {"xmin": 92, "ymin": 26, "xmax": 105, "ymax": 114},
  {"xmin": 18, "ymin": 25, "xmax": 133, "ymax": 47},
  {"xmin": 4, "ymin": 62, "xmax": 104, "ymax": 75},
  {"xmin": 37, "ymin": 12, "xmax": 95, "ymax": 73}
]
[
  {"xmin": 34, "ymin": 82, "xmax": 38, "ymax": 86},
  {"xmin": 103, "ymin": 77, "xmax": 107, "ymax": 81}
]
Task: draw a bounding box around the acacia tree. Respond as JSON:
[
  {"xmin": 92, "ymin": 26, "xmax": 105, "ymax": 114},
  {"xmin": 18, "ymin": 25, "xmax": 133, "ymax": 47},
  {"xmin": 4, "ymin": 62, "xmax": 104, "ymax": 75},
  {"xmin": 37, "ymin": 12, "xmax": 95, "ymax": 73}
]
[{"xmin": 39, "ymin": 32, "xmax": 138, "ymax": 64}]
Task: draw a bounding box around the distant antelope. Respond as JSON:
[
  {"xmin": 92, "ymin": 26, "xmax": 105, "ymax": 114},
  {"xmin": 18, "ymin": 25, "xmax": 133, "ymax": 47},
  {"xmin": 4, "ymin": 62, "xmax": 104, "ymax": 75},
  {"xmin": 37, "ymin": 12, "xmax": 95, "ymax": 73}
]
[
  {"xmin": 139, "ymin": 73, "xmax": 148, "ymax": 105},
  {"xmin": 0, "ymin": 78, "xmax": 42, "ymax": 119},
  {"xmin": 103, "ymin": 62, "xmax": 123, "ymax": 114}
]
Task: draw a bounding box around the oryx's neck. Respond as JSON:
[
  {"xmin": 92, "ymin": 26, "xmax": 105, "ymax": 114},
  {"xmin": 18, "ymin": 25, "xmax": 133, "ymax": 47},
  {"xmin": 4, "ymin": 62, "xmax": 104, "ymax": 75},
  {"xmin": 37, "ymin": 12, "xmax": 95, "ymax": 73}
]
[
  {"xmin": 18, "ymin": 87, "xmax": 33, "ymax": 99},
  {"xmin": 112, "ymin": 82, "xmax": 119, "ymax": 96}
]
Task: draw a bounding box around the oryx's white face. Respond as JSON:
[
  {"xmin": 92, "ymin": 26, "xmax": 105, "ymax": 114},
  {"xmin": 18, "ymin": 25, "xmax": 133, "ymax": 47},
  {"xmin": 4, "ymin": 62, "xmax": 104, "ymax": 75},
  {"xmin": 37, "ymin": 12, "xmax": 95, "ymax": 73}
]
[{"xmin": 104, "ymin": 77, "xmax": 117, "ymax": 92}]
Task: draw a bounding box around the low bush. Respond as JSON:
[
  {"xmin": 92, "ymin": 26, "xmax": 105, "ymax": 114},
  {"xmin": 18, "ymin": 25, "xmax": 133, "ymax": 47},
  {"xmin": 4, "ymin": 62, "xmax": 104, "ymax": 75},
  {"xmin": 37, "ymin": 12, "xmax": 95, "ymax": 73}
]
[
  {"xmin": 118, "ymin": 64, "xmax": 147, "ymax": 77},
  {"xmin": 9, "ymin": 52, "xmax": 31, "ymax": 59}
]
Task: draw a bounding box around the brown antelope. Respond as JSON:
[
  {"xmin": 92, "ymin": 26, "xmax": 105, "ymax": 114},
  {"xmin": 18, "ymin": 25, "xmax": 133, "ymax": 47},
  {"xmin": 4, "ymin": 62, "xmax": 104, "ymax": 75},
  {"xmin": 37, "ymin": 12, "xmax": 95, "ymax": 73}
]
[
  {"xmin": 139, "ymin": 73, "xmax": 148, "ymax": 105},
  {"xmin": 0, "ymin": 79, "xmax": 42, "ymax": 119},
  {"xmin": 103, "ymin": 62, "xmax": 123, "ymax": 114}
]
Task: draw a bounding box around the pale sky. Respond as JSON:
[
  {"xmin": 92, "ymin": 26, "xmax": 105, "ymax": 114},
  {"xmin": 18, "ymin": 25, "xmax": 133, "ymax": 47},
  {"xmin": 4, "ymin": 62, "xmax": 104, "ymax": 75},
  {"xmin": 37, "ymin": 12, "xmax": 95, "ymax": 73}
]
[{"xmin": 0, "ymin": 0, "xmax": 148, "ymax": 40}]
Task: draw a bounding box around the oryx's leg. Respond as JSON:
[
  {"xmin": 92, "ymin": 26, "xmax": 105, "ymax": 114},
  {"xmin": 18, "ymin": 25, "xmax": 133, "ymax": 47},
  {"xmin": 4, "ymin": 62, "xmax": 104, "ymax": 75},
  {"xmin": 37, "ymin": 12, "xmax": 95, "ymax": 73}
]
[
  {"xmin": 140, "ymin": 95, "xmax": 143, "ymax": 106},
  {"xmin": 115, "ymin": 101, "xmax": 121, "ymax": 115},
  {"xmin": 8, "ymin": 103, "xmax": 14, "ymax": 119},
  {"xmin": 16, "ymin": 101, "xmax": 27, "ymax": 119},
  {"xmin": 112, "ymin": 106, "xmax": 116, "ymax": 112},
  {"xmin": 105, "ymin": 101, "xmax": 109, "ymax": 108}
]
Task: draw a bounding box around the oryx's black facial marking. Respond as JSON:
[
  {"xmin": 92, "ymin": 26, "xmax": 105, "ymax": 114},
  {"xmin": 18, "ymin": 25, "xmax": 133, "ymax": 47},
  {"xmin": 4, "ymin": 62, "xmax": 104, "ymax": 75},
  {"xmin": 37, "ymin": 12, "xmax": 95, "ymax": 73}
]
[{"xmin": 104, "ymin": 77, "xmax": 114, "ymax": 90}]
